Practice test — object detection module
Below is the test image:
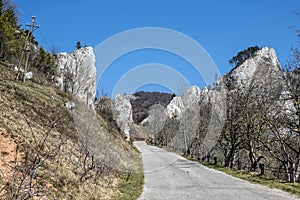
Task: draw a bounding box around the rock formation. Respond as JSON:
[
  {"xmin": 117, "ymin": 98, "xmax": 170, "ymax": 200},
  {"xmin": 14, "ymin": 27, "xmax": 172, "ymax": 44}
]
[
  {"xmin": 148, "ymin": 47, "xmax": 283, "ymax": 153},
  {"xmin": 113, "ymin": 94, "xmax": 134, "ymax": 141},
  {"xmin": 56, "ymin": 47, "xmax": 96, "ymax": 108}
]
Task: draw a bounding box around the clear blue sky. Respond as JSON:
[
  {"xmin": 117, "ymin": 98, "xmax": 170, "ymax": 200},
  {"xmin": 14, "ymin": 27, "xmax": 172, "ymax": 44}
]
[{"xmin": 14, "ymin": 0, "xmax": 300, "ymax": 96}]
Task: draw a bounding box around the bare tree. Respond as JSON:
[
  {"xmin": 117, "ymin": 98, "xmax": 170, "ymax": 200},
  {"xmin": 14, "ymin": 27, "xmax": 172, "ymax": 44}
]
[
  {"xmin": 263, "ymin": 48, "xmax": 300, "ymax": 182},
  {"xmin": 217, "ymin": 55, "xmax": 283, "ymax": 169},
  {"xmin": 146, "ymin": 104, "xmax": 167, "ymax": 144},
  {"xmin": 185, "ymin": 95, "xmax": 212, "ymax": 158}
]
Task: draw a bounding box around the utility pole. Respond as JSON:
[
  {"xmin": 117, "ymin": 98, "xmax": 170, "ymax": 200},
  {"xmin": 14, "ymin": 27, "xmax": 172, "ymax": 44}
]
[{"xmin": 18, "ymin": 16, "xmax": 39, "ymax": 83}]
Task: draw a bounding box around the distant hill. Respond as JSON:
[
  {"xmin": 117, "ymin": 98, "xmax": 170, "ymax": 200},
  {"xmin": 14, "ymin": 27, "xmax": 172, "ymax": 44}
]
[{"xmin": 131, "ymin": 91, "xmax": 175, "ymax": 124}]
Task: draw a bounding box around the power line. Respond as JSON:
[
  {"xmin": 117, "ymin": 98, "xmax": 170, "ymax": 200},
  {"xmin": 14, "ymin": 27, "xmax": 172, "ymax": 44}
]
[
  {"xmin": 37, "ymin": 28, "xmax": 51, "ymax": 50},
  {"xmin": 13, "ymin": 2, "xmax": 33, "ymax": 21},
  {"xmin": 14, "ymin": 3, "xmax": 53, "ymax": 52},
  {"xmin": 17, "ymin": 16, "xmax": 40, "ymax": 83},
  {"xmin": 13, "ymin": 2, "xmax": 54, "ymax": 51},
  {"xmin": 16, "ymin": 9, "xmax": 32, "ymax": 23}
]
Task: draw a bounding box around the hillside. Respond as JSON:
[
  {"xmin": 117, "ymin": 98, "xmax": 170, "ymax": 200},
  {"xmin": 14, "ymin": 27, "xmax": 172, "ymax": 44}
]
[
  {"xmin": 131, "ymin": 91, "xmax": 175, "ymax": 124},
  {"xmin": 0, "ymin": 62, "xmax": 143, "ymax": 199}
]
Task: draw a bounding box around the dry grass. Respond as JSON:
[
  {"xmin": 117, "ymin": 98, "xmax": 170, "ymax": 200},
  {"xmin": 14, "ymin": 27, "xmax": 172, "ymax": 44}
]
[{"xmin": 0, "ymin": 63, "xmax": 144, "ymax": 199}]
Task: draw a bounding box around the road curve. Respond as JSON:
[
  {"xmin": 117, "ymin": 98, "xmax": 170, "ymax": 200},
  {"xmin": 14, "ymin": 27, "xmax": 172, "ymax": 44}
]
[{"xmin": 134, "ymin": 141, "xmax": 299, "ymax": 200}]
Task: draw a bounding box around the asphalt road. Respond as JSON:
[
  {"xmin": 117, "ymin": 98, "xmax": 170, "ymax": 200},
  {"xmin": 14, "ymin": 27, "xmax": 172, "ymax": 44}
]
[{"xmin": 134, "ymin": 141, "xmax": 299, "ymax": 200}]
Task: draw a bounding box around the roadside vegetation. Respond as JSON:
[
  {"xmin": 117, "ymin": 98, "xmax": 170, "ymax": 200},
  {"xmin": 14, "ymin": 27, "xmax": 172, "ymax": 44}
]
[
  {"xmin": 116, "ymin": 169, "xmax": 144, "ymax": 199},
  {"xmin": 198, "ymin": 159, "xmax": 300, "ymax": 198},
  {"xmin": 147, "ymin": 141, "xmax": 300, "ymax": 197}
]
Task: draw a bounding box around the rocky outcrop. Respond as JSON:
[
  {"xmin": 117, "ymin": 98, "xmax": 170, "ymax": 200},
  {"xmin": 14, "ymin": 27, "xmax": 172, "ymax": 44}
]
[
  {"xmin": 107, "ymin": 47, "xmax": 283, "ymax": 145},
  {"xmin": 166, "ymin": 85, "xmax": 209, "ymax": 119},
  {"xmin": 166, "ymin": 97, "xmax": 184, "ymax": 119},
  {"xmin": 56, "ymin": 47, "xmax": 96, "ymax": 108},
  {"xmin": 182, "ymin": 86, "xmax": 201, "ymax": 107},
  {"xmin": 223, "ymin": 47, "xmax": 281, "ymax": 89},
  {"xmin": 113, "ymin": 94, "xmax": 134, "ymax": 141},
  {"xmin": 160, "ymin": 47, "xmax": 282, "ymax": 153},
  {"xmin": 167, "ymin": 47, "xmax": 281, "ymax": 120}
]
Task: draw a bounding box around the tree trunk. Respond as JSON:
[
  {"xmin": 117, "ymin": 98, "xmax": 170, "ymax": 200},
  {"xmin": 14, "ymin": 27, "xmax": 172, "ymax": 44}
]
[
  {"xmin": 250, "ymin": 156, "xmax": 265, "ymax": 172},
  {"xmin": 224, "ymin": 145, "xmax": 235, "ymax": 168},
  {"xmin": 289, "ymin": 167, "xmax": 295, "ymax": 183}
]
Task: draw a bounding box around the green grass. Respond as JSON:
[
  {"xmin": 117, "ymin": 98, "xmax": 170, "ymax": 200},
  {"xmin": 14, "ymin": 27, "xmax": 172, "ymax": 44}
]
[
  {"xmin": 116, "ymin": 147, "xmax": 144, "ymax": 200},
  {"xmin": 116, "ymin": 172, "xmax": 144, "ymax": 200},
  {"xmin": 186, "ymin": 157, "xmax": 300, "ymax": 198}
]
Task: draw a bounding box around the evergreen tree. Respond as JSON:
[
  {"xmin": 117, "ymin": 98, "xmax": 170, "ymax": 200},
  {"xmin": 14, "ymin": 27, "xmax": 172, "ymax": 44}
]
[
  {"xmin": 0, "ymin": 0, "xmax": 57, "ymax": 82},
  {"xmin": 0, "ymin": 1, "xmax": 21, "ymax": 62},
  {"xmin": 32, "ymin": 47, "xmax": 57, "ymax": 77},
  {"xmin": 76, "ymin": 41, "xmax": 81, "ymax": 49},
  {"xmin": 229, "ymin": 46, "xmax": 261, "ymax": 68}
]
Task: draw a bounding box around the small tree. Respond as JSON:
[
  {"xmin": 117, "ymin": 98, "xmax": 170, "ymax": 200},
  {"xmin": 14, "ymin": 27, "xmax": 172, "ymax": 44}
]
[
  {"xmin": 147, "ymin": 104, "xmax": 167, "ymax": 140},
  {"xmin": 76, "ymin": 41, "xmax": 82, "ymax": 49}
]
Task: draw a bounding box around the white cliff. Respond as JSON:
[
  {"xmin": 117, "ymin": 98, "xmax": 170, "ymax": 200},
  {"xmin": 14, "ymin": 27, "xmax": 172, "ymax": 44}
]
[
  {"xmin": 224, "ymin": 47, "xmax": 281, "ymax": 87},
  {"xmin": 56, "ymin": 47, "xmax": 96, "ymax": 108},
  {"xmin": 163, "ymin": 47, "xmax": 282, "ymax": 153},
  {"xmin": 182, "ymin": 86, "xmax": 201, "ymax": 108},
  {"xmin": 166, "ymin": 86, "xmax": 205, "ymax": 119},
  {"xmin": 164, "ymin": 47, "xmax": 282, "ymax": 123},
  {"xmin": 167, "ymin": 96, "xmax": 184, "ymax": 119},
  {"xmin": 113, "ymin": 94, "xmax": 134, "ymax": 141}
]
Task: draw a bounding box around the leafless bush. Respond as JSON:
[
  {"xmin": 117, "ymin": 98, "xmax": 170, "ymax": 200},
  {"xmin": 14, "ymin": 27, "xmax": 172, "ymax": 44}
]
[{"xmin": 0, "ymin": 111, "xmax": 70, "ymax": 199}]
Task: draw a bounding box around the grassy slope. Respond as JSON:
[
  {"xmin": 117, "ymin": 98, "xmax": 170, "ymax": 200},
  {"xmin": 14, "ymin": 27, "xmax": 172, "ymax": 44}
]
[
  {"xmin": 203, "ymin": 163, "xmax": 300, "ymax": 198},
  {"xmin": 0, "ymin": 63, "xmax": 143, "ymax": 199},
  {"xmin": 183, "ymin": 155, "xmax": 300, "ymax": 198}
]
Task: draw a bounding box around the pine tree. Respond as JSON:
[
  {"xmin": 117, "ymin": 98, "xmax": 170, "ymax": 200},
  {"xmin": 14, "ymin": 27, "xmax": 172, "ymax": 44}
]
[
  {"xmin": 0, "ymin": 1, "xmax": 26, "ymax": 63},
  {"xmin": 229, "ymin": 46, "xmax": 261, "ymax": 68},
  {"xmin": 76, "ymin": 41, "xmax": 82, "ymax": 49}
]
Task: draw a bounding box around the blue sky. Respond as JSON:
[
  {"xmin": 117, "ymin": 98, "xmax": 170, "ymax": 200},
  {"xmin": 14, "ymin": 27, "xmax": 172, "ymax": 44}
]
[{"xmin": 14, "ymin": 0, "xmax": 300, "ymax": 96}]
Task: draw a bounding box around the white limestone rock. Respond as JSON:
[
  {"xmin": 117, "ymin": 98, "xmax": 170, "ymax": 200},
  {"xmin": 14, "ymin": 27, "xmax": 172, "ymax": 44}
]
[
  {"xmin": 182, "ymin": 86, "xmax": 201, "ymax": 108},
  {"xmin": 113, "ymin": 94, "xmax": 134, "ymax": 141},
  {"xmin": 225, "ymin": 47, "xmax": 281, "ymax": 87},
  {"xmin": 56, "ymin": 47, "xmax": 96, "ymax": 108},
  {"xmin": 167, "ymin": 96, "xmax": 184, "ymax": 119}
]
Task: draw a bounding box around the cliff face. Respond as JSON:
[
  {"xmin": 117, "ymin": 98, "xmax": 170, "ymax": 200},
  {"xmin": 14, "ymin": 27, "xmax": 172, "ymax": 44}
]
[
  {"xmin": 223, "ymin": 47, "xmax": 281, "ymax": 90},
  {"xmin": 56, "ymin": 47, "xmax": 96, "ymax": 108},
  {"xmin": 54, "ymin": 46, "xmax": 282, "ymax": 144},
  {"xmin": 166, "ymin": 47, "xmax": 282, "ymax": 120},
  {"xmin": 113, "ymin": 94, "xmax": 134, "ymax": 141},
  {"xmin": 167, "ymin": 96, "xmax": 184, "ymax": 119},
  {"xmin": 148, "ymin": 47, "xmax": 283, "ymax": 152}
]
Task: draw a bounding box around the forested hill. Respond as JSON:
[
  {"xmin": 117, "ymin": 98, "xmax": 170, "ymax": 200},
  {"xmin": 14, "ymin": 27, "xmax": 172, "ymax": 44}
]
[{"xmin": 131, "ymin": 91, "xmax": 175, "ymax": 124}]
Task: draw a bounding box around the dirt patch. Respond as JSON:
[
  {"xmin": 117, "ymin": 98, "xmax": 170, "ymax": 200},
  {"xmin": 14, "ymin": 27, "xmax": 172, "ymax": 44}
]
[{"xmin": 0, "ymin": 127, "xmax": 18, "ymax": 194}]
